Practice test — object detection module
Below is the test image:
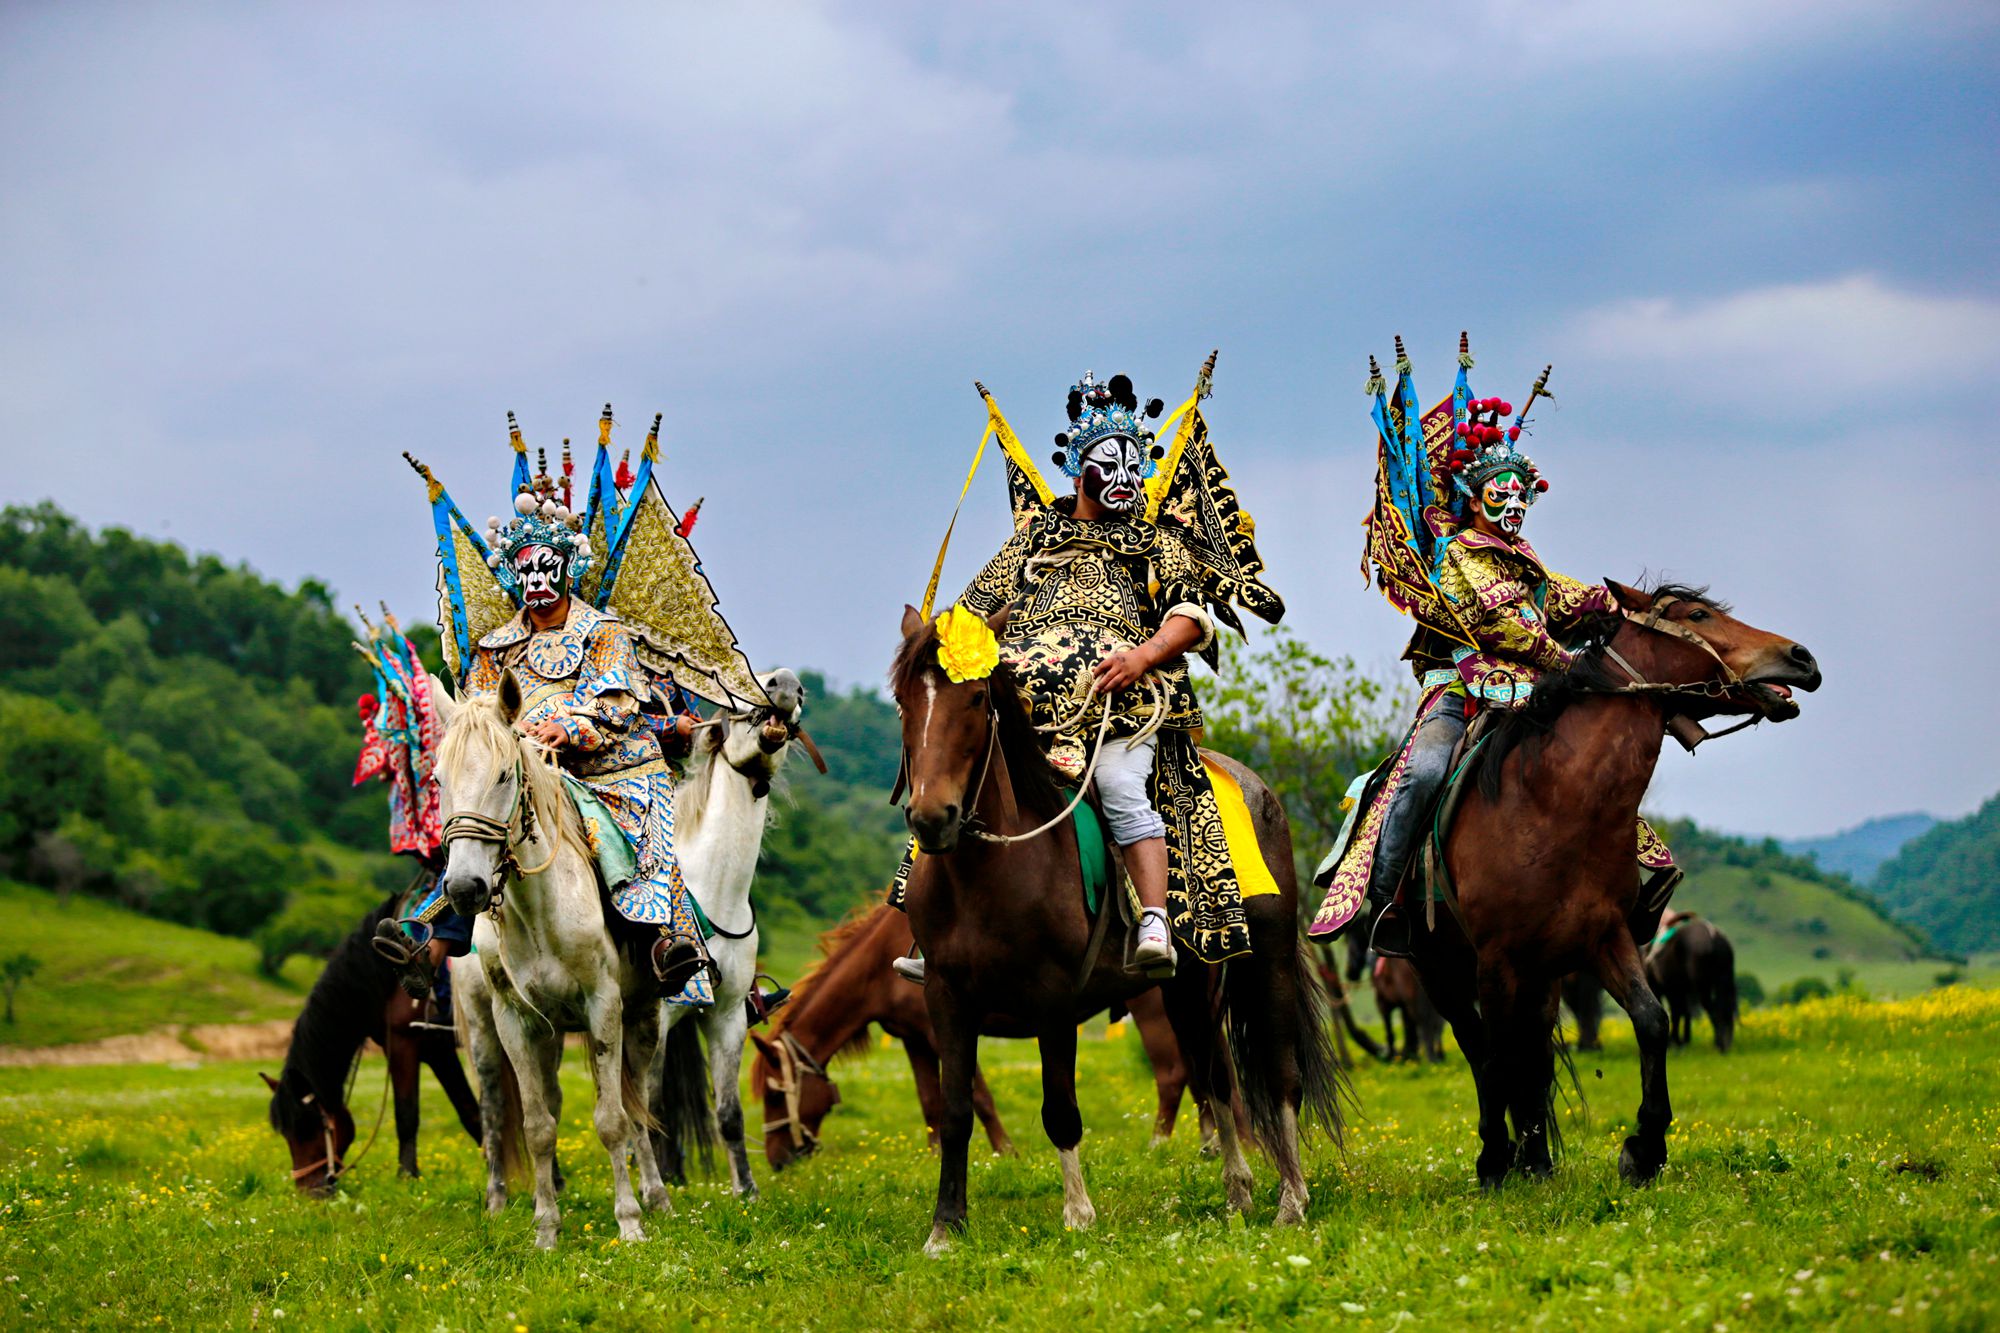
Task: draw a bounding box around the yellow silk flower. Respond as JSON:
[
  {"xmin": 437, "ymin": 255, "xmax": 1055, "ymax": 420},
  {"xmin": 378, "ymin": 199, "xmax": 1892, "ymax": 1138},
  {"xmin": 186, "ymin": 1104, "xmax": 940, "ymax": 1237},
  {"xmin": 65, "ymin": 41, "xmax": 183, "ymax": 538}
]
[{"xmin": 935, "ymin": 604, "xmax": 999, "ymax": 683}]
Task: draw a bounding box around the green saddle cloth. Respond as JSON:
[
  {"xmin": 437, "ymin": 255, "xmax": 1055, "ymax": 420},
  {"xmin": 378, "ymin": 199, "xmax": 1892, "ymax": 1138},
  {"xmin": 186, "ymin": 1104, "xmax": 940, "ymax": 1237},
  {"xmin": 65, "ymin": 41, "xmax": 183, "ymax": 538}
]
[
  {"xmin": 560, "ymin": 774, "xmax": 639, "ymax": 893},
  {"xmin": 1070, "ymin": 792, "xmax": 1111, "ymax": 916}
]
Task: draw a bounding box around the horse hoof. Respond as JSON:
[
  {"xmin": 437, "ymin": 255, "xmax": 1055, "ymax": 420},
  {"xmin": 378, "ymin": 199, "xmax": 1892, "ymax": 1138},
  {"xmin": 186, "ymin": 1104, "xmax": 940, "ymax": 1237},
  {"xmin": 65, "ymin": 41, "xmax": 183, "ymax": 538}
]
[
  {"xmin": 1148, "ymin": 1132, "xmax": 1170, "ymax": 1150},
  {"xmin": 735, "ymin": 1183, "xmax": 761, "ymax": 1203},
  {"xmin": 1225, "ymin": 1180, "xmax": 1255, "ymax": 1214},
  {"xmin": 485, "ymin": 1190, "xmax": 508, "ymax": 1215},
  {"xmin": 1063, "ymin": 1201, "xmax": 1097, "ymax": 1231},
  {"xmin": 1275, "ymin": 1190, "xmax": 1309, "ymax": 1227},
  {"xmin": 534, "ymin": 1229, "xmax": 558, "ymax": 1251},
  {"xmin": 1618, "ymin": 1137, "xmax": 1665, "ymax": 1185},
  {"xmin": 620, "ymin": 1223, "xmax": 649, "ymax": 1244},
  {"xmin": 923, "ymin": 1226, "xmax": 953, "ymax": 1258}
]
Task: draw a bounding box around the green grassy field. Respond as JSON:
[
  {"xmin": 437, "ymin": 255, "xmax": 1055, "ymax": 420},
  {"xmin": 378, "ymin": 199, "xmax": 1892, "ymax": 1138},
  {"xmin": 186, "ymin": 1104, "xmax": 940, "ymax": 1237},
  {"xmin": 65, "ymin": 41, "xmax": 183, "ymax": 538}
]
[
  {"xmin": 2, "ymin": 987, "xmax": 1996, "ymax": 1330},
  {"xmin": 0, "ymin": 880, "xmax": 319, "ymax": 1049}
]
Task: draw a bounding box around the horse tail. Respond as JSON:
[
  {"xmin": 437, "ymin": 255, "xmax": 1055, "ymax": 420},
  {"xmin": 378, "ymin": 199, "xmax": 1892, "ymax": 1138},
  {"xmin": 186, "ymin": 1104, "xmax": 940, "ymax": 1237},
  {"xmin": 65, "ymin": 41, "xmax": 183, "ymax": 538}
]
[
  {"xmin": 497, "ymin": 1054, "xmax": 528, "ymax": 1185},
  {"xmin": 649, "ymin": 1018, "xmax": 715, "ymax": 1180},
  {"xmin": 1225, "ymin": 937, "xmax": 1347, "ymax": 1151}
]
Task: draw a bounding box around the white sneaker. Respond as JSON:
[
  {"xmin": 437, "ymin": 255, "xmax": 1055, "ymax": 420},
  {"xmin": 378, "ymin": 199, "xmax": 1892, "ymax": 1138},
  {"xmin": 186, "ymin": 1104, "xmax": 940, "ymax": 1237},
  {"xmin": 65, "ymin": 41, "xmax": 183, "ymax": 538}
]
[
  {"xmin": 1134, "ymin": 910, "xmax": 1176, "ymax": 977},
  {"xmin": 892, "ymin": 956, "xmax": 926, "ymax": 985}
]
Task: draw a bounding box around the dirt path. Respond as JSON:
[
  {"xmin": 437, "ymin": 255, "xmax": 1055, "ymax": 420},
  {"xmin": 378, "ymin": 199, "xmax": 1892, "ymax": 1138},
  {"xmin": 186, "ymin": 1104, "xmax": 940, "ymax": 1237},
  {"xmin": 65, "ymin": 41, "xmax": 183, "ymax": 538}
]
[{"xmin": 0, "ymin": 1020, "xmax": 294, "ymax": 1068}]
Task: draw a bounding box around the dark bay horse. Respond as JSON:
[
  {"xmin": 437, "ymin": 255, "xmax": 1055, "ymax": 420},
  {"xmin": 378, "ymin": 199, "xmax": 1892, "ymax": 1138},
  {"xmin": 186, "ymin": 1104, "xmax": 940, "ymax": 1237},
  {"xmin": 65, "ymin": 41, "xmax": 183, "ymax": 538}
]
[
  {"xmin": 749, "ymin": 903, "xmax": 1226, "ymax": 1170},
  {"xmin": 263, "ymin": 894, "xmax": 482, "ymax": 1192},
  {"xmin": 1646, "ymin": 910, "xmax": 1739, "ymax": 1052},
  {"xmin": 1409, "ymin": 581, "xmax": 1818, "ymax": 1188},
  {"xmin": 892, "ymin": 607, "xmax": 1340, "ymax": 1252},
  {"xmin": 1340, "ymin": 925, "xmax": 1444, "ymax": 1064}
]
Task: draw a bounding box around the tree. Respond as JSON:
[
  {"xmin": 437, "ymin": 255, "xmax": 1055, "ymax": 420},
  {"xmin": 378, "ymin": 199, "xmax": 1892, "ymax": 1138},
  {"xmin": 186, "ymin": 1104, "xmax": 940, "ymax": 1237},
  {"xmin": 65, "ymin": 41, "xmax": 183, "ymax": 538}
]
[
  {"xmin": 1201, "ymin": 626, "xmax": 1411, "ymax": 885},
  {"xmin": 1, "ymin": 952, "xmax": 40, "ymax": 1025}
]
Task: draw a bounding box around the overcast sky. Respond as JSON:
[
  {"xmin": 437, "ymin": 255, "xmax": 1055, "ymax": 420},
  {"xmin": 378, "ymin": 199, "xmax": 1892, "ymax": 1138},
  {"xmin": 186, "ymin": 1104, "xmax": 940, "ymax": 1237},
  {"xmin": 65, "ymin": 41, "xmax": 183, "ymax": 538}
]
[{"xmin": 4, "ymin": 2, "xmax": 1994, "ymax": 838}]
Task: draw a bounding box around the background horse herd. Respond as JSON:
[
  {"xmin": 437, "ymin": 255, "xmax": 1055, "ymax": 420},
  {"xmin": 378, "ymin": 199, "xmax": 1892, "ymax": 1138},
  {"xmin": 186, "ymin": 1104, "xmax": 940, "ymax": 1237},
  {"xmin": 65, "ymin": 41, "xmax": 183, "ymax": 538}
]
[{"xmin": 264, "ymin": 583, "xmax": 1816, "ymax": 1251}]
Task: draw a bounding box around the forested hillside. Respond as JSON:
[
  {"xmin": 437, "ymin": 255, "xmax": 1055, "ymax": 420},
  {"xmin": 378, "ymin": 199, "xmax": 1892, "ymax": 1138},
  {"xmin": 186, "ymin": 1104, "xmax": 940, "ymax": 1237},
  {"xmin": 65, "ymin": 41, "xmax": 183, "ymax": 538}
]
[
  {"xmin": 0, "ymin": 503, "xmax": 904, "ymax": 974},
  {"xmin": 1781, "ymin": 813, "xmax": 1938, "ymax": 883},
  {"xmin": 0, "ymin": 503, "xmax": 400, "ymax": 942},
  {"xmin": 1870, "ymin": 795, "xmax": 2000, "ymax": 957}
]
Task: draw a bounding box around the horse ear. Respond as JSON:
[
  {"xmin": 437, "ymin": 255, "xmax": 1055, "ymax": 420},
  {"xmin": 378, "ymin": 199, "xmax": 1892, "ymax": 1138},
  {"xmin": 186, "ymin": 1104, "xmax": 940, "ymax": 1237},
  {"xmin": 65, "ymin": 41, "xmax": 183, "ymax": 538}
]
[
  {"xmin": 1605, "ymin": 579, "xmax": 1651, "ymax": 613},
  {"xmin": 901, "ymin": 604, "xmax": 925, "ymax": 639},
  {"xmin": 748, "ymin": 1031, "xmax": 778, "ymax": 1063},
  {"xmin": 427, "ymin": 674, "xmax": 460, "ymax": 727},
  {"xmin": 497, "ymin": 669, "xmax": 524, "ymax": 724},
  {"xmin": 259, "ymin": 1071, "xmax": 281, "ymax": 1092}
]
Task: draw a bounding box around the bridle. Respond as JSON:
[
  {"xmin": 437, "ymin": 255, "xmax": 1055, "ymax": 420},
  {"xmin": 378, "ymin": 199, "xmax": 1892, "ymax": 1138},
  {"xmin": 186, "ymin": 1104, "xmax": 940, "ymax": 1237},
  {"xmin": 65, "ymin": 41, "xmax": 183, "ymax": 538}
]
[
  {"xmin": 1593, "ymin": 594, "xmax": 1764, "ymax": 751},
  {"xmin": 439, "ymin": 750, "xmax": 559, "ymax": 905},
  {"xmin": 761, "ymin": 1030, "xmax": 838, "ymax": 1154}
]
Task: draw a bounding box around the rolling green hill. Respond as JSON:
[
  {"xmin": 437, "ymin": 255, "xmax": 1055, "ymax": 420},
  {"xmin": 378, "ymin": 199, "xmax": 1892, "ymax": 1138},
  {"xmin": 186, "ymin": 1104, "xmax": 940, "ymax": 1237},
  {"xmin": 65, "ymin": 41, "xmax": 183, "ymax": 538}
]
[
  {"xmin": 0, "ymin": 878, "xmax": 320, "ymax": 1049},
  {"xmin": 1651, "ymin": 819, "xmax": 1962, "ymax": 998}
]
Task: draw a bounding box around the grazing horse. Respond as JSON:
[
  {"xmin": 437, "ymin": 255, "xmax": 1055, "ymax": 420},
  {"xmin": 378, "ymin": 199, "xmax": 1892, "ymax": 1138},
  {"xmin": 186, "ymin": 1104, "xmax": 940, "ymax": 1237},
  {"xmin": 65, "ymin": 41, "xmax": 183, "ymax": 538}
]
[
  {"xmin": 1409, "ymin": 581, "xmax": 1818, "ymax": 1188},
  {"xmin": 429, "ymin": 672, "xmax": 672, "ymax": 1249},
  {"xmin": 1339, "ymin": 925, "xmax": 1445, "ymax": 1064},
  {"xmin": 748, "ymin": 904, "xmax": 1226, "ymax": 1170},
  {"xmin": 892, "ymin": 607, "xmax": 1339, "ymax": 1253},
  {"xmin": 262, "ymin": 893, "xmax": 481, "ymax": 1193},
  {"xmin": 1646, "ymin": 910, "xmax": 1739, "ymax": 1052}
]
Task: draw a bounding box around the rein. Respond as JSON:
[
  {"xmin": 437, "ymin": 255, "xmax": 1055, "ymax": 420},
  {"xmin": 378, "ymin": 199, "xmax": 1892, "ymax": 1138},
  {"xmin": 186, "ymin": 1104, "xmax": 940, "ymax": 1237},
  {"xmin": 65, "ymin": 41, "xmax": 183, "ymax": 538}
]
[
  {"xmin": 762, "ymin": 1030, "xmax": 837, "ymax": 1152},
  {"xmin": 439, "ymin": 750, "xmax": 560, "ymax": 904},
  {"xmin": 1588, "ymin": 596, "xmax": 1763, "ymax": 752}
]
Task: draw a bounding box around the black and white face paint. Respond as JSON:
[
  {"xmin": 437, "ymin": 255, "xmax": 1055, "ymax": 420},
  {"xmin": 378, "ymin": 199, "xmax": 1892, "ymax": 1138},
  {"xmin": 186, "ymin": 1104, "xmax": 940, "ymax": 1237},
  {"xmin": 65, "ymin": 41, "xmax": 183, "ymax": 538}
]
[
  {"xmin": 512, "ymin": 544, "xmax": 568, "ymax": 609},
  {"xmin": 1079, "ymin": 435, "xmax": 1147, "ymax": 514}
]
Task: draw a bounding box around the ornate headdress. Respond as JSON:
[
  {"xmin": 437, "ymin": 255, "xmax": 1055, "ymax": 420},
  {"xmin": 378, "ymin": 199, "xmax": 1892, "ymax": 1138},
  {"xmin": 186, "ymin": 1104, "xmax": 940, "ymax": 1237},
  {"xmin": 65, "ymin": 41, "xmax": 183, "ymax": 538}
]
[
  {"xmin": 402, "ymin": 405, "xmax": 769, "ymax": 708},
  {"xmin": 1443, "ymin": 391, "xmax": 1550, "ymax": 511},
  {"xmin": 1052, "ymin": 372, "xmax": 1166, "ymax": 477},
  {"xmin": 481, "ymin": 444, "xmax": 595, "ymax": 598}
]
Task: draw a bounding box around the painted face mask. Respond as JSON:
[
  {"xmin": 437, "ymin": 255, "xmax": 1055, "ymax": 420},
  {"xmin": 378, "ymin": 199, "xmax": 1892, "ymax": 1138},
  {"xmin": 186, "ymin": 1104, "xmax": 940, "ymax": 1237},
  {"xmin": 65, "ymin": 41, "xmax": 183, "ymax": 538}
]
[
  {"xmin": 1481, "ymin": 472, "xmax": 1529, "ymax": 537},
  {"xmin": 512, "ymin": 544, "xmax": 568, "ymax": 609},
  {"xmin": 1078, "ymin": 435, "xmax": 1147, "ymax": 514}
]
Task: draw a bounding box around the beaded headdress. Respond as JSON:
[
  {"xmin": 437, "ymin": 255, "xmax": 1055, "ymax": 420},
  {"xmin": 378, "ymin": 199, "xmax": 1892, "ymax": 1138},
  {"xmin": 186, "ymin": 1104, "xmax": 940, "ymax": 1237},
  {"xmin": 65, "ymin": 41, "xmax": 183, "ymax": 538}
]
[
  {"xmin": 1444, "ymin": 391, "xmax": 1549, "ymax": 512},
  {"xmin": 1051, "ymin": 372, "xmax": 1167, "ymax": 478}
]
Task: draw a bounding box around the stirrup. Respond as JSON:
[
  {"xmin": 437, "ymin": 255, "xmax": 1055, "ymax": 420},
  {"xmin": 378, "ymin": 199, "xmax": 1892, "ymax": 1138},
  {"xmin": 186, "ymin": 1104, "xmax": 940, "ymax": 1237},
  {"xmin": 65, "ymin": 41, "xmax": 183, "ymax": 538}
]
[
  {"xmin": 1369, "ymin": 903, "xmax": 1414, "ymax": 960},
  {"xmin": 652, "ymin": 933, "xmax": 711, "ymax": 991},
  {"xmin": 891, "ymin": 955, "xmax": 925, "ymax": 985},
  {"xmin": 370, "ymin": 917, "xmax": 429, "ymax": 966},
  {"xmin": 745, "ymin": 973, "xmax": 791, "ymax": 1026}
]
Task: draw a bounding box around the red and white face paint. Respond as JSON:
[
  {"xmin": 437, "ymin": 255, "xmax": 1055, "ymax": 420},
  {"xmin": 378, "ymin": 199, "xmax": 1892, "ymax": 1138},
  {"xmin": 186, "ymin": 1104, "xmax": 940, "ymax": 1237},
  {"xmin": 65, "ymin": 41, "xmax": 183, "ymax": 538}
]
[
  {"xmin": 512, "ymin": 544, "xmax": 568, "ymax": 609},
  {"xmin": 1481, "ymin": 471, "xmax": 1529, "ymax": 537}
]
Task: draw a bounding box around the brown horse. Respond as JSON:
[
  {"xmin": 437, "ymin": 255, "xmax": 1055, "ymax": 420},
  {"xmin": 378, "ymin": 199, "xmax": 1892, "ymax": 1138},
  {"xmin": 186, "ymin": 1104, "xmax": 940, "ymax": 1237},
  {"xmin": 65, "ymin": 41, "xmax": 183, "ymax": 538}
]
[
  {"xmin": 1646, "ymin": 910, "xmax": 1739, "ymax": 1052},
  {"xmin": 892, "ymin": 607, "xmax": 1339, "ymax": 1252},
  {"xmin": 749, "ymin": 904, "xmax": 1226, "ymax": 1170},
  {"xmin": 263, "ymin": 894, "xmax": 482, "ymax": 1192},
  {"xmin": 1408, "ymin": 581, "xmax": 1818, "ymax": 1188},
  {"xmin": 1337, "ymin": 925, "xmax": 1444, "ymax": 1063}
]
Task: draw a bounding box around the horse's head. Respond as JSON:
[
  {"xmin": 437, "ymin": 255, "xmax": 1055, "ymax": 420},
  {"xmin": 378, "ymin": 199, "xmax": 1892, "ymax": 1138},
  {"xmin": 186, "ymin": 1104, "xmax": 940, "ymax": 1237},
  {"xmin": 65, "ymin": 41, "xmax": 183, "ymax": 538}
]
[
  {"xmin": 749, "ymin": 1030, "xmax": 839, "ymax": 1170},
  {"xmin": 890, "ymin": 605, "xmax": 1001, "ymax": 854},
  {"xmin": 427, "ymin": 671, "xmax": 534, "ymax": 916},
  {"xmin": 714, "ymin": 668, "xmax": 810, "ymax": 795},
  {"xmin": 260, "ymin": 1068, "xmax": 353, "ymax": 1196},
  {"xmin": 1606, "ymin": 581, "xmax": 1822, "ymax": 722}
]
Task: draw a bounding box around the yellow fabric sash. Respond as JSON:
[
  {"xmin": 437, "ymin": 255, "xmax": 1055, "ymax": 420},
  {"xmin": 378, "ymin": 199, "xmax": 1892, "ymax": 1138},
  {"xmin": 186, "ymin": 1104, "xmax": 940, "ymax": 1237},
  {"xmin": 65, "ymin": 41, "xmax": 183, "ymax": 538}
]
[
  {"xmin": 1203, "ymin": 758, "xmax": 1280, "ymax": 898},
  {"xmin": 920, "ymin": 389, "xmax": 1053, "ymax": 618},
  {"xmin": 1143, "ymin": 391, "xmax": 1201, "ymax": 523}
]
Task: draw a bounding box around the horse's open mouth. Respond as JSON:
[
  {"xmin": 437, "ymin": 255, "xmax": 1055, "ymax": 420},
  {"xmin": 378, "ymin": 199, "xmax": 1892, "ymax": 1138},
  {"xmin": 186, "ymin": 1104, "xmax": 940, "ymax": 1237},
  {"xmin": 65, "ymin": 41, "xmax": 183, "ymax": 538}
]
[{"xmin": 1744, "ymin": 680, "xmax": 1801, "ymax": 722}]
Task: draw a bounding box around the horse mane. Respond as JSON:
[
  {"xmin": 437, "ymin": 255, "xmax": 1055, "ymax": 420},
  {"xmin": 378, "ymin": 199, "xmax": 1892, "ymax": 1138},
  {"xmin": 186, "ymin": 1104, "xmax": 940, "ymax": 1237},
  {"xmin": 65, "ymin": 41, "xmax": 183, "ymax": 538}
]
[
  {"xmin": 770, "ymin": 904, "xmax": 884, "ymax": 1060},
  {"xmin": 436, "ymin": 693, "xmax": 590, "ymax": 861},
  {"xmin": 1470, "ymin": 581, "xmax": 1724, "ymax": 803},
  {"xmin": 271, "ymin": 891, "xmax": 403, "ymax": 1135},
  {"xmin": 890, "ymin": 618, "xmax": 1066, "ymax": 820}
]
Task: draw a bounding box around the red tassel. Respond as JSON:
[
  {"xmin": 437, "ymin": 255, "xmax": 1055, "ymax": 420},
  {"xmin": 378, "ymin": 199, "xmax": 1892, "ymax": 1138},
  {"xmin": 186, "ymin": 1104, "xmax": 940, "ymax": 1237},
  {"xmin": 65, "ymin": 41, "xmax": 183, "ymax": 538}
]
[
  {"xmin": 1535, "ymin": 478, "xmax": 1550, "ymax": 492},
  {"xmin": 615, "ymin": 450, "xmax": 635, "ymax": 491},
  {"xmin": 357, "ymin": 693, "xmax": 379, "ymax": 721},
  {"xmin": 675, "ymin": 496, "xmax": 704, "ymax": 539},
  {"xmin": 1507, "ymin": 426, "xmax": 1521, "ymax": 442}
]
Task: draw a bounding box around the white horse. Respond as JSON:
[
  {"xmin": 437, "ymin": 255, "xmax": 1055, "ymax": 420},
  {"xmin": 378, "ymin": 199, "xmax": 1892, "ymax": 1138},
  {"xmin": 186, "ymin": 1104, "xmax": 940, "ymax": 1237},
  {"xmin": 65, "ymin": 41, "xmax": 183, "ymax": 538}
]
[
  {"xmin": 439, "ymin": 669, "xmax": 808, "ymax": 1245},
  {"xmin": 655, "ymin": 667, "xmax": 809, "ymax": 1199}
]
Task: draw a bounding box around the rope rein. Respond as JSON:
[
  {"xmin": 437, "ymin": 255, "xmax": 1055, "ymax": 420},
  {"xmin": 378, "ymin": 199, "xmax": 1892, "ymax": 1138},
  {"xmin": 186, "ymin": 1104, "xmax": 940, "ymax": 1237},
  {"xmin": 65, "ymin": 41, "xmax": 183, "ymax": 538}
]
[{"xmin": 962, "ymin": 673, "xmax": 1166, "ymax": 846}]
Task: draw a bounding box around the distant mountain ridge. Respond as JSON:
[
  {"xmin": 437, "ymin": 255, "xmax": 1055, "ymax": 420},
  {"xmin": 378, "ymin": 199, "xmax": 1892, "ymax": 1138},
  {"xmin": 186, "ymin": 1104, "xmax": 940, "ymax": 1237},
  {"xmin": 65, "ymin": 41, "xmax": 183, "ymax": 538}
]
[{"xmin": 1781, "ymin": 813, "xmax": 1940, "ymax": 884}]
